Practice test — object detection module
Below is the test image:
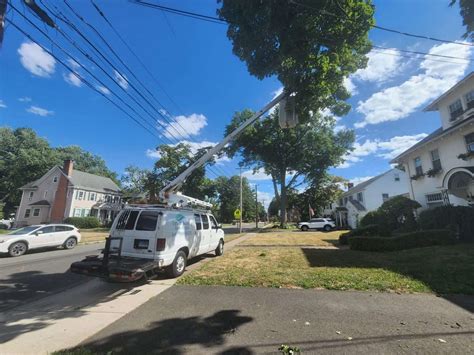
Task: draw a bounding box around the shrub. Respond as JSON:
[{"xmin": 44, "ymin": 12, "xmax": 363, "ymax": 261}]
[
  {"xmin": 349, "ymin": 229, "xmax": 456, "ymax": 252},
  {"xmin": 418, "ymin": 206, "xmax": 474, "ymax": 242},
  {"xmin": 378, "ymin": 196, "xmax": 421, "ymax": 232},
  {"xmin": 0, "ymin": 223, "xmax": 8, "ymax": 230},
  {"xmin": 64, "ymin": 216, "xmax": 101, "ymax": 229},
  {"xmin": 360, "ymin": 211, "xmax": 385, "ymax": 227},
  {"xmin": 339, "ymin": 231, "xmax": 351, "ymax": 245}
]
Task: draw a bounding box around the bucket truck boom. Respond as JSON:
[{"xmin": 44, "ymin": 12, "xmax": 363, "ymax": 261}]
[{"xmin": 159, "ymin": 90, "xmax": 288, "ymax": 208}]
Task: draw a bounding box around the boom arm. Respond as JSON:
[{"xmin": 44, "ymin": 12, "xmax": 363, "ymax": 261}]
[{"xmin": 159, "ymin": 90, "xmax": 287, "ymax": 200}]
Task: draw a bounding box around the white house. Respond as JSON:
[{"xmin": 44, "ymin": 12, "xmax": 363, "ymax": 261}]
[
  {"xmin": 391, "ymin": 72, "xmax": 474, "ymax": 210},
  {"xmin": 15, "ymin": 160, "xmax": 122, "ymax": 227},
  {"xmin": 336, "ymin": 169, "xmax": 410, "ymax": 228}
]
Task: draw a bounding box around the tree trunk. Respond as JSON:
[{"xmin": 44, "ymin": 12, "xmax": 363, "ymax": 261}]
[
  {"xmin": 271, "ymin": 174, "xmax": 280, "ymax": 200},
  {"xmin": 279, "ymin": 170, "xmax": 287, "ymax": 227}
]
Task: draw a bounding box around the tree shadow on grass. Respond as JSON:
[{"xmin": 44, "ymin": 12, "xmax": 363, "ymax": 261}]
[
  {"xmin": 301, "ymin": 246, "xmax": 474, "ymax": 313},
  {"xmin": 68, "ymin": 310, "xmax": 253, "ymax": 355}
]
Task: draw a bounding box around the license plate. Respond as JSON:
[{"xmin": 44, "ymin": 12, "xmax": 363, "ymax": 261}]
[{"xmin": 134, "ymin": 239, "xmax": 149, "ymax": 249}]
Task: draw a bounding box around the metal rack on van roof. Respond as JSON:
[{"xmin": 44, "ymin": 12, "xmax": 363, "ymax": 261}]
[{"xmin": 124, "ymin": 204, "xmax": 211, "ymax": 213}]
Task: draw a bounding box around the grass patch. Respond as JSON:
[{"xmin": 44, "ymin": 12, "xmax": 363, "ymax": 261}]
[
  {"xmin": 178, "ymin": 244, "xmax": 474, "ymax": 294},
  {"xmin": 0, "ymin": 229, "xmax": 10, "ymax": 234},
  {"xmin": 80, "ymin": 231, "xmax": 108, "ymax": 244},
  {"xmin": 241, "ymin": 230, "xmax": 342, "ymax": 247}
]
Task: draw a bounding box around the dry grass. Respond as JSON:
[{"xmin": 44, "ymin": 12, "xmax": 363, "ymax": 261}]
[
  {"xmin": 80, "ymin": 231, "xmax": 108, "ymax": 244},
  {"xmin": 240, "ymin": 230, "xmax": 343, "ymax": 247},
  {"xmin": 179, "ymin": 244, "xmax": 474, "ymax": 294}
]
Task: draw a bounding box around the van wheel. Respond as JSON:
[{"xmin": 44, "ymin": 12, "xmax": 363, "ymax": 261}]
[
  {"xmin": 301, "ymin": 225, "xmax": 309, "ymax": 232},
  {"xmin": 323, "ymin": 225, "xmax": 332, "ymax": 232},
  {"xmin": 64, "ymin": 237, "xmax": 77, "ymax": 249},
  {"xmin": 215, "ymin": 239, "xmax": 224, "ymax": 256},
  {"xmin": 9, "ymin": 242, "xmax": 28, "ymax": 257},
  {"xmin": 167, "ymin": 250, "xmax": 187, "ymax": 278}
]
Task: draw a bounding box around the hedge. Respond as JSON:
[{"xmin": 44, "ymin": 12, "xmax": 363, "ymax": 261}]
[
  {"xmin": 63, "ymin": 216, "xmax": 101, "ymax": 229},
  {"xmin": 418, "ymin": 206, "xmax": 474, "ymax": 242},
  {"xmin": 349, "ymin": 229, "xmax": 456, "ymax": 252},
  {"xmin": 339, "ymin": 224, "xmax": 388, "ymax": 245}
]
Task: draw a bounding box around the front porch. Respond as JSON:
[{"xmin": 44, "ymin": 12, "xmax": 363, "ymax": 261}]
[{"xmin": 90, "ymin": 202, "xmax": 121, "ymax": 225}]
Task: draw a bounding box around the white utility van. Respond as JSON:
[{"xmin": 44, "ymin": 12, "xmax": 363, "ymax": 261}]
[{"xmin": 71, "ymin": 206, "xmax": 225, "ymax": 280}]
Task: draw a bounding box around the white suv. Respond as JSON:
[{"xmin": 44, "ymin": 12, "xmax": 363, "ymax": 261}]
[
  {"xmin": 298, "ymin": 218, "xmax": 335, "ymax": 232},
  {"xmin": 0, "ymin": 224, "xmax": 81, "ymax": 257}
]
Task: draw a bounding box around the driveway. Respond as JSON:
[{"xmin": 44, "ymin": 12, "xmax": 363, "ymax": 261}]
[{"xmin": 81, "ymin": 285, "xmax": 474, "ymax": 354}]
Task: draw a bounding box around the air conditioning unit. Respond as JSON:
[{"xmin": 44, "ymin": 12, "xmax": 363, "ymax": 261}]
[{"xmin": 278, "ymin": 96, "xmax": 299, "ymax": 129}]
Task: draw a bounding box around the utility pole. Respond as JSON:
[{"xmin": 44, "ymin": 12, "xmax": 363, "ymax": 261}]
[
  {"xmin": 0, "ymin": 0, "xmax": 7, "ymax": 48},
  {"xmin": 255, "ymin": 184, "xmax": 258, "ymax": 229},
  {"xmin": 238, "ymin": 166, "xmax": 243, "ymax": 233}
]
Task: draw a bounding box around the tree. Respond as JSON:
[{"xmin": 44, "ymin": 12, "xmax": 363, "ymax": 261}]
[
  {"xmin": 218, "ymin": 0, "xmax": 374, "ymax": 120},
  {"xmin": 450, "ymin": 0, "xmax": 474, "ymax": 40},
  {"xmin": 214, "ymin": 175, "xmax": 256, "ymax": 223},
  {"xmin": 121, "ymin": 165, "xmax": 149, "ymax": 197},
  {"xmin": 0, "ymin": 127, "xmax": 118, "ymax": 216},
  {"xmin": 225, "ymin": 110, "xmax": 354, "ymax": 226},
  {"xmin": 146, "ymin": 143, "xmax": 217, "ymax": 202}
]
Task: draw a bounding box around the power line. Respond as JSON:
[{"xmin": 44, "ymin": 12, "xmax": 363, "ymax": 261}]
[{"xmin": 372, "ymin": 45, "xmax": 472, "ymax": 63}]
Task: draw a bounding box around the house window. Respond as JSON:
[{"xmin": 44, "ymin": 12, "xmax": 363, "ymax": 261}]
[
  {"xmin": 414, "ymin": 157, "xmax": 423, "ymax": 176},
  {"xmin": 74, "ymin": 208, "xmax": 81, "ymax": 217},
  {"xmin": 357, "ymin": 192, "xmax": 363, "ymax": 202},
  {"xmin": 28, "ymin": 191, "xmax": 34, "ymax": 201},
  {"xmin": 33, "ymin": 208, "xmax": 40, "ymax": 217},
  {"xmin": 344, "ymin": 197, "xmax": 348, "ymax": 205},
  {"xmin": 382, "ymin": 193, "xmax": 389, "ymax": 202},
  {"xmin": 24, "ymin": 209, "xmax": 31, "ymax": 218},
  {"xmin": 394, "ymin": 172, "xmax": 400, "ymax": 181},
  {"xmin": 430, "ymin": 149, "xmax": 442, "ymax": 170},
  {"xmin": 53, "ymin": 176, "xmax": 58, "ymax": 183},
  {"xmin": 44, "ymin": 190, "xmax": 48, "ymax": 198},
  {"xmin": 449, "ymin": 99, "xmax": 463, "ymax": 121},
  {"xmin": 466, "ymin": 90, "xmax": 474, "ymax": 110},
  {"xmin": 465, "ymin": 132, "xmax": 474, "ymax": 152},
  {"xmin": 77, "ymin": 191, "xmax": 84, "ymax": 200},
  {"xmin": 89, "ymin": 192, "xmax": 96, "ymax": 201}
]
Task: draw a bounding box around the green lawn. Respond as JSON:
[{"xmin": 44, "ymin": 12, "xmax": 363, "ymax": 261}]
[
  {"xmin": 0, "ymin": 229, "xmax": 9, "ymax": 234},
  {"xmin": 179, "ymin": 244, "xmax": 474, "ymax": 294}
]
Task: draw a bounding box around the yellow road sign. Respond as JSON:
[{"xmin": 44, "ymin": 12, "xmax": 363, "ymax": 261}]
[{"xmin": 234, "ymin": 209, "xmax": 241, "ymax": 219}]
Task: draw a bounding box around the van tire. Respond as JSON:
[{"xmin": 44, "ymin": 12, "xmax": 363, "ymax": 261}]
[
  {"xmin": 215, "ymin": 239, "xmax": 224, "ymax": 256},
  {"xmin": 167, "ymin": 250, "xmax": 187, "ymax": 278}
]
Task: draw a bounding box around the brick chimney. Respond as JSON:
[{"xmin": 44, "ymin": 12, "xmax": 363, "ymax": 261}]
[
  {"xmin": 63, "ymin": 159, "xmax": 74, "ymax": 177},
  {"xmin": 51, "ymin": 160, "xmax": 73, "ymax": 223}
]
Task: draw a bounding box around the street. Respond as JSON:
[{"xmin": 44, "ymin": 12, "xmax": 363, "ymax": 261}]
[{"xmin": 0, "ymin": 243, "xmax": 104, "ymax": 311}]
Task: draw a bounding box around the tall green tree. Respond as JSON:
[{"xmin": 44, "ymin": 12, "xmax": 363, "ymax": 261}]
[
  {"xmin": 218, "ymin": 0, "xmax": 374, "ymax": 119},
  {"xmin": 0, "ymin": 127, "xmax": 118, "ymax": 215},
  {"xmin": 214, "ymin": 175, "xmax": 256, "ymax": 223},
  {"xmin": 146, "ymin": 143, "xmax": 217, "ymax": 202},
  {"xmin": 225, "ymin": 110, "xmax": 353, "ymax": 226},
  {"xmin": 451, "ymin": 0, "xmax": 474, "ymax": 40},
  {"xmin": 121, "ymin": 165, "xmax": 150, "ymax": 197}
]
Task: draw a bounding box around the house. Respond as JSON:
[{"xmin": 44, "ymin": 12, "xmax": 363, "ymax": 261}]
[
  {"xmin": 336, "ymin": 169, "xmax": 410, "ymax": 228},
  {"xmin": 15, "ymin": 160, "xmax": 122, "ymax": 227},
  {"xmin": 391, "ymin": 72, "xmax": 474, "ymax": 210}
]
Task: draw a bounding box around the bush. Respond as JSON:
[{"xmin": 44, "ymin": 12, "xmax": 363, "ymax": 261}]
[
  {"xmin": 349, "ymin": 229, "xmax": 456, "ymax": 252},
  {"xmin": 63, "ymin": 217, "xmax": 101, "ymax": 229},
  {"xmin": 339, "ymin": 231, "xmax": 351, "ymax": 245},
  {"xmin": 418, "ymin": 206, "xmax": 474, "ymax": 242},
  {"xmin": 360, "ymin": 211, "xmax": 385, "ymax": 227},
  {"xmin": 0, "ymin": 223, "xmax": 7, "ymax": 230},
  {"xmin": 378, "ymin": 196, "xmax": 421, "ymax": 232}
]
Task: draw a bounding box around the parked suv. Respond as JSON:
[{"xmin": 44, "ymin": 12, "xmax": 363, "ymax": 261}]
[
  {"xmin": 0, "ymin": 224, "xmax": 81, "ymax": 257},
  {"xmin": 298, "ymin": 218, "xmax": 335, "ymax": 232}
]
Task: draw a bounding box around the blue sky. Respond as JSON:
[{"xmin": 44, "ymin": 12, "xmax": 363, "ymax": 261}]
[{"xmin": 1, "ymin": 0, "xmax": 473, "ymax": 207}]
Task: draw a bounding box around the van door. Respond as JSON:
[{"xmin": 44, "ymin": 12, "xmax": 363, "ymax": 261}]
[
  {"xmin": 198, "ymin": 214, "xmax": 211, "ymax": 254},
  {"xmin": 120, "ymin": 210, "xmax": 161, "ymax": 259},
  {"xmin": 192, "ymin": 214, "xmax": 203, "ymax": 257},
  {"xmin": 208, "ymin": 215, "xmax": 220, "ymax": 251}
]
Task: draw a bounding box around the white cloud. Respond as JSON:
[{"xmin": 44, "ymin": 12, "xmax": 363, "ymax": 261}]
[
  {"xmin": 63, "ymin": 72, "xmax": 82, "ymax": 87},
  {"xmin": 269, "ymin": 87, "xmax": 284, "ymax": 114},
  {"xmin": 163, "ymin": 113, "xmax": 207, "ymax": 139},
  {"xmin": 242, "ymin": 168, "xmax": 272, "ymax": 181},
  {"xmin": 96, "ymin": 85, "xmax": 111, "ymax": 95},
  {"xmin": 0, "ymin": 100, "xmax": 6, "ymax": 108},
  {"xmin": 256, "ymin": 191, "xmax": 273, "ymax": 209},
  {"xmin": 146, "ymin": 149, "xmax": 161, "ymax": 159},
  {"xmin": 376, "ymin": 133, "xmax": 428, "ymax": 159},
  {"xmin": 26, "ymin": 105, "xmax": 54, "ymax": 117},
  {"xmin": 146, "ymin": 140, "xmax": 230, "ymax": 164},
  {"xmin": 353, "ymin": 49, "xmax": 402, "ymax": 83},
  {"xmin": 18, "ymin": 42, "xmax": 56, "ymax": 77},
  {"xmin": 334, "ymin": 124, "xmax": 346, "ymax": 133},
  {"xmin": 355, "ymin": 43, "xmax": 471, "ymax": 128},
  {"xmin": 336, "ymin": 133, "xmax": 428, "ymax": 168},
  {"xmin": 343, "ymin": 77, "xmax": 358, "ymax": 95},
  {"xmin": 114, "ymin": 70, "xmax": 129, "ymax": 89},
  {"xmin": 18, "ymin": 97, "xmax": 31, "ymax": 102}
]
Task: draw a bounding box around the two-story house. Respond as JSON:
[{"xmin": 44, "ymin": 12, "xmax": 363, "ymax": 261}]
[
  {"xmin": 391, "ymin": 72, "xmax": 474, "ymax": 209},
  {"xmin": 15, "ymin": 160, "xmax": 122, "ymax": 227},
  {"xmin": 336, "ymin": 169, "xmax": 410, "ymax": 228}
]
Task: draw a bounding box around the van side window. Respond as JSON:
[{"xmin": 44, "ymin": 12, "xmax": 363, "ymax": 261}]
[
  {"xmin": 136, "ymin": 211, "xmax": 159, "ymax": 231},
  {"xmin": 201, "ymin": 214, "xmax": 209, "ymax": 229},
  {"xmin": 194, "ymin": 214, "xmax": 202, "ymax": 230},
  {"xmin": 209, "ymin": 215, "xmax": 218, "ymax": 228},
  {"xmin": 116, "ymin": 210, "xmax": 139, "ymax": 230}
]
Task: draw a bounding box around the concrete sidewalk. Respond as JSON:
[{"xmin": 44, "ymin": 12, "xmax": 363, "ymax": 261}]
[{"xmin": 80, "ymin": 286, "xmax": 474, "ymax": 354}]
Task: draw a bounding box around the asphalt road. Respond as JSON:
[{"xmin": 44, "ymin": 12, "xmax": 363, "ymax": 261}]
[
  {"xmin": 0, "ymin": 243, "xmax": 105, "ymax": 311},
  {"xmin": 82, "ymin": 286, "xmax": 474, "ymax": 354}
]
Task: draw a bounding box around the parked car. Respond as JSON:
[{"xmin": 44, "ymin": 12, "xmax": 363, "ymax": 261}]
[
  {"xmin": 0, "ymin": 224, "xmax": 81, "ymax": 257},
  {"xmin": 0, "ymin": 218, "xmax": 14, "ymax": 229},
  {"xmin": 298, "ymin": 218, "xmax": 335, "ymax": 232}
]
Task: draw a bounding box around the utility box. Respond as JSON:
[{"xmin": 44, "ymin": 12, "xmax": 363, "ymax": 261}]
[{"xmin": 278, "ymin": 96, "xmax": 299, "ymax": 129}]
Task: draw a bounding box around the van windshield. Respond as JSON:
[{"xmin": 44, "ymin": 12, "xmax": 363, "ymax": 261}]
[{"xmin": 136, "ymin": 211, "xmax": 160, "ymax": 231}]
